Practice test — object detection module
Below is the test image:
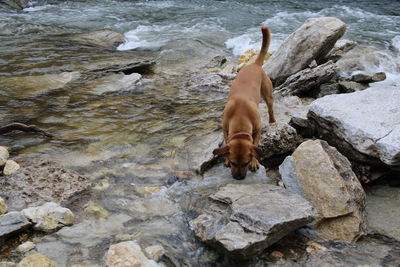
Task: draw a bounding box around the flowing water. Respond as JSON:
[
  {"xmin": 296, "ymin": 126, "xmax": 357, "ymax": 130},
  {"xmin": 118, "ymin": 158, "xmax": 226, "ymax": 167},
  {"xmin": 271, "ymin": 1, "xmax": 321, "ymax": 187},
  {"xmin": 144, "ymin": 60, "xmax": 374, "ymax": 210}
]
[{"xmin": 1, "ymin": 0, "xmax": 400, "ymax": 266}]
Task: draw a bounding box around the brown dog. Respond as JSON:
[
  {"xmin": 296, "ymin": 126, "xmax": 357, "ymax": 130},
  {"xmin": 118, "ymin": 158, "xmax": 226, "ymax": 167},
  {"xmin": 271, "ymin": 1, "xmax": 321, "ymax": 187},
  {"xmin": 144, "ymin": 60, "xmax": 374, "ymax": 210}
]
[{"xmin": 213, "ymin": 26, "xmax": 275, "ymax": 180}]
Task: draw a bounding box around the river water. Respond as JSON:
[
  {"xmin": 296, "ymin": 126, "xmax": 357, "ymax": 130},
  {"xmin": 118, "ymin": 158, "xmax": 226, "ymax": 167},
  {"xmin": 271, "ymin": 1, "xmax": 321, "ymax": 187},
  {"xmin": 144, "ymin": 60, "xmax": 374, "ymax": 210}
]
[{"xmin": 1, "ymin": 0, "xmax": 400, "ymax": 266}]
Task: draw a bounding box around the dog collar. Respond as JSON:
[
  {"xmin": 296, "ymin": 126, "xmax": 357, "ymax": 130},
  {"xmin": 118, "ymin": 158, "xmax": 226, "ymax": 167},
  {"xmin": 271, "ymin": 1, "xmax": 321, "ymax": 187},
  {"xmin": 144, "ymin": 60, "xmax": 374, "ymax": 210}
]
[{"xmin": 228, "ymin": 131, "xmax": 253, "ymax": 142}]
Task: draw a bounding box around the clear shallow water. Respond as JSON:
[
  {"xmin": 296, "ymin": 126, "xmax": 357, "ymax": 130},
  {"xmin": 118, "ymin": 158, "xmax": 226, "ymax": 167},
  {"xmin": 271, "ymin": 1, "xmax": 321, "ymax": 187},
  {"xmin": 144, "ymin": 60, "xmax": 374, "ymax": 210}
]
[{"xmin": 1, "ymin": 0, "xmax": 400, "ymax": 266}]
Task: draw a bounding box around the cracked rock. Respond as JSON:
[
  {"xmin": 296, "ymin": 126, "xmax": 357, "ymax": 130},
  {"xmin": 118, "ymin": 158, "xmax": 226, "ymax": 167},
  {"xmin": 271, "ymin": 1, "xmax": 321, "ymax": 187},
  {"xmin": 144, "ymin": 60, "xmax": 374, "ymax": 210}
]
[
  {"xmin": 308, "ymin": 86, "xmax": 400, "ymax": 167},
  {"xmin": 280, "ymin": 140, "xmax": 367, "ymax": 242},
  {"xmin": 191, "ymin": 184, "xmax": 315, "ymax": 257}
]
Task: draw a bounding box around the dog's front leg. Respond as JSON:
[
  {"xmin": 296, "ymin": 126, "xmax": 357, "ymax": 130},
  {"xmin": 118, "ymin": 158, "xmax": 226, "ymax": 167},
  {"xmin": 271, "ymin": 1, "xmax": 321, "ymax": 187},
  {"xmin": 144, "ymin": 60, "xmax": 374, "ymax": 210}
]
[{"xmin": 249, "ymin": 128, "xmax": 261, "ymax": 172}]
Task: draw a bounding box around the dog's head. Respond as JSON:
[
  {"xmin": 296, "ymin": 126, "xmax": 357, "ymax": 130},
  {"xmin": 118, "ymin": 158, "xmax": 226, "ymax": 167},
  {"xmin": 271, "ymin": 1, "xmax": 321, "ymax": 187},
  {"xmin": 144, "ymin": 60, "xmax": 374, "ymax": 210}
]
[{"xmin": 213, "ymin": 139, "xmax": 261, "ymax": 180}]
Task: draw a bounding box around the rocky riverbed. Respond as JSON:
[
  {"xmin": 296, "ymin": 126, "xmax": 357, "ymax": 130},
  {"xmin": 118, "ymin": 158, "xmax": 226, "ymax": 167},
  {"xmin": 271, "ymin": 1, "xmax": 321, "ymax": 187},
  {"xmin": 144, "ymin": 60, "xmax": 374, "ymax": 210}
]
[{"xmin": 1, "ymin": 1, "xmax": 400, "ymax": 266}]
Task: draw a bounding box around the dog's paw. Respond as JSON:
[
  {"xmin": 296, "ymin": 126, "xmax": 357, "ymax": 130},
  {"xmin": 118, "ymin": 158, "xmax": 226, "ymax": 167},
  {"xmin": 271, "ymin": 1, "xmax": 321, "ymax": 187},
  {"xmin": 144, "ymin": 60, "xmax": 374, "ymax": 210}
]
[
  {"xmin": 224, "ymin": 158, "xmax": 231, "ymax": 168},
  {"xmin": 249, "ymin": 158, "xmax": 259, "ymax": 172}
]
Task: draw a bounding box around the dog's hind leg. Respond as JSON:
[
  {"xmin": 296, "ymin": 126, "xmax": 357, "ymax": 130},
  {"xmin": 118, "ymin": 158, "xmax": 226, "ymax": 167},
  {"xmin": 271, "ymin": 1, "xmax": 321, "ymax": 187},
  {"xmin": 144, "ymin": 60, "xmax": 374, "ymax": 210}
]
[{"xmin": 261, "ymin": 72, "xmax": 276, "ymax": 123}]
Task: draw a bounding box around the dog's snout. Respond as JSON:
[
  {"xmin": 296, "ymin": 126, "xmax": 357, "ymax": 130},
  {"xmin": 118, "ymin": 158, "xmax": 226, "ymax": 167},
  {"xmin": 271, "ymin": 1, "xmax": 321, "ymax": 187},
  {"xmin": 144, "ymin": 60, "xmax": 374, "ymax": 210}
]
[{"xmin": 233, "ymin": 172, "xmax": 246, "ymax": 180}]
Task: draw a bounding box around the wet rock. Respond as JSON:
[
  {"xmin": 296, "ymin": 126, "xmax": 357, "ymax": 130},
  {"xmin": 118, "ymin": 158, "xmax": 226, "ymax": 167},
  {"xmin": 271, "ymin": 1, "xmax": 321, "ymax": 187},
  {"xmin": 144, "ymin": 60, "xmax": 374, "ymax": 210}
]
[
  {"xmin": 366, "ymin": 186, "xmax": 400, "ymax": 241},
  {"xmin": 0, "ymin": 146, "xmax": 9, "ymax": 166},
  {"xmin": 183, "ymin": 132, "xmax": 224, "ymax": 174},
  {"xmin": 0, "ymin": 197, "xmax": 7, "ymax": 215},
  {"xmin": 0, "ymin": 160, "xmax": 91, "ymax": 211},
  {"xmin": 308, "ymin": 86, "xmax": 400, "ymax": 166},
  {"xmin": 144, "ymin": 245, "xmax": 165, "ymax": 261},
  {"xmin": 71, "ymin": 29, "xmax": 125, "ymax": 48},
  {"xmin": 0, "ymin": 72, "xmax": 81, "ymax": 99},
  {"xmin": 186, "ymin": 73, "xmax": 229, "ymax": 92},
  {"xmin": 105, "ymin": 241, "xmax": 158, "ymax": 267},
  {"xmin": 259, "ymin": 122, "xmax": 300, "ymax": 166},
  {"xmin": 84, "ymin": 73, "xmax": 141, "ymax": 95},
  {"xmin": 0, "ymin": 211, "xmax": 31, "ymax": 240},
  {"xmin": 316, "ymin": 82, "xmax": 341, "ymax": 98},
  {"xmin": 104, "ymin": 196, "xmax": 178, "ymax": 220},
  {"xmin": 83, "ymin": 201, "xmax": 110, "ymax": 218},
  {"xmin": 337, "ymin": 80, "xmax": 367, "ymax": 93},
  {"xmin": 87, "ymin": 58, "xmax": 155, "ymax": 75},
  {"xmin": 21, "ymin": 202, "xmax": 74, "ymax": 232},
  {"xmin": 264, "ymin": 17, "xmax": 346, "ymax": 85},
  {"xmin": 325, "ymin": 39, "xmax": 357, "ymax": 62},
  {"xmin": 57, "ymin": 213, "xmax": 132, "ymax": 247},
  {"xmin": 279, "ymin": 140, "xmax": 366, "ymax": 242},
  {"xmin": 351, "ymin": 71, "xmax": 386, "ymax": 83},
  {"xmin": 191, "ymin": 184, "xmax": 315, "ymax": 257},
  {"xmin": 0, "ymin": 0, "xmax": 31, "ymax": 10},
  {"xmin": 3, "ymin": 160, "xmax": 20, "ymax": 176},
  {"xmin": 0, "ymin": 262, "xmax": 17, "ymax": 267},
  {"xmin": 16, "ymin": 241, "xmax": 36, "ymax": 253},
  {"xmin": 18, "ymin": 253, "xmax": 57, "ymax": 267},
  {"xmin": 276, "ymin": 61, "xmax": 338, "ymax": 96}
]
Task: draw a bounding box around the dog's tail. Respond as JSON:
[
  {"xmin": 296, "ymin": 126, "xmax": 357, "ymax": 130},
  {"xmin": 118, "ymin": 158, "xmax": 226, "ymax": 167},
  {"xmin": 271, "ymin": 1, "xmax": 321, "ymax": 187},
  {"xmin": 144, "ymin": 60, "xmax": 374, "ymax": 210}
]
[{"xmin": 254, "ymin": 26, "xmax": 271, "ymax": 66}]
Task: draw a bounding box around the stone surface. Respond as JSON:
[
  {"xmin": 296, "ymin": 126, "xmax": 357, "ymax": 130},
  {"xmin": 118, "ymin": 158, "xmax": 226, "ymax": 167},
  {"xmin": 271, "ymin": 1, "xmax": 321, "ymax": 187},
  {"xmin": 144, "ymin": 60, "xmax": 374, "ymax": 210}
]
[
  {"xmin": 191, "ymin": 184, "xmax": 315, "ymax": 257},
  {"xmin": 0, "ymin": 160, "xmax": 91, "ymax": 211},
  {"xmin": 365, "ymin": 185, "xmax": 400, "ymax": 241},
  {"xmin": 276, "ymin": 61, "xmax": 338, "ymax": 96},
  {"xmin": 182, "ymin": 132, "xmax": 224, "ymax": 174},
  {"xmin": 259, "ymin": 122, "xmax": 299, "ymax": 165},
  {"xmin": 57, "ymin": 213, "xmax": 132, "ymax": 247},
  {"xmin": 325, "ymin": 39, "xmax": 357, "ymax": 62},
  {"xmin": 105, "ymin": 241, "xmax": 158, "ymax": 267},
  {"xmin": 71, "ymin": 29, "xmax": 125, "ymax": 47},
  {"xmin": 0, "ymin": 0, "xmax": 31, "ymax": 9},
  {"xmin": 0, "ymin": 72, "xmax": 81, "ymax": 99},
  {"xmin": 0, "ymin": 197, "xmax": 7, "ymax": 215},
  {"xmin": 351, "ymin": 71, "xmax": 386, "ymax": 83},
  {"xmin": 17, "ymin": 253, "xmax": 57, "ymax": 267},
  {"xmin": 3, "ymin": 160, "xmax": 20, "ymax": 176},
  {"xmin": 0, "ymin": 212, "xmax": 31, "ymax": 239},
  {"xmin": 0, "ymin": 146, "xmax": 9, "ymax": 167},
  {"xmin": 337, "ymin": 80, "xmax": 367, "ymax": 93},
  {"xmin": 16, "ymin": 241, "xmax": 36, "ymax": 253},
  {"xmin": 279, "ymin": 140, "xmax": 366, "ymax": 242},
  {"xmin": 264, "ymin": 17, "xmax": 346, "ymax": 85},
  {"xmin": 144, "ymin": 245, "xmax": 165, "ymax": 261},
  {"xmin": 84, "ymin": 73, "xmax": 141, "ymax": 95},
  {"xmin": 308, "ymin": 86, "xmax": 400, "ymax": 166},
  {"xmin": 0, "ymin": 262, "xmax": 17, "ymax": 267},
  {"xmin": 186, "ymin": 73, "xmax": 229, "ymax": 92},
  {"xmin": 21, "ymin": 202, "xmax": 74, "ymax": 232}
]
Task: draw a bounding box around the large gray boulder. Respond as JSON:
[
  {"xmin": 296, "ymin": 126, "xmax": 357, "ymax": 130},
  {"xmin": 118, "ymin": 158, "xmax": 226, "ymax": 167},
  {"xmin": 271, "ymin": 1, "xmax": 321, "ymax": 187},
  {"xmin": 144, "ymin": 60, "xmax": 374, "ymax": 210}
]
[
  {"xmin": 279, "ymin": 140, "xmax": 366, "ymax": 242},
  {"xmin": 191, "ymin": 184, "xmax": 315, "ymax": 257},
  {"xmin": 308, "ymin": 86, "xmax": 400, "ymax": 167},
  {"xmin": 264, "ymin": 17, "xmax": 346, "ymax": 85}
]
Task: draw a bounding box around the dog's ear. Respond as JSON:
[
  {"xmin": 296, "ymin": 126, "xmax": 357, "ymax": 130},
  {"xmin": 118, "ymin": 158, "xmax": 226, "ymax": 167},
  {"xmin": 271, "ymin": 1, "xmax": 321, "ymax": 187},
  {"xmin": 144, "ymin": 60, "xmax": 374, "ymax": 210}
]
[
  {"xmin": 251, "ymin": 145, "xmax": 262, "ymax": 160},
  {"xmin": 213, "ymin": 145, "xmax": 230, "ymax": 156}
]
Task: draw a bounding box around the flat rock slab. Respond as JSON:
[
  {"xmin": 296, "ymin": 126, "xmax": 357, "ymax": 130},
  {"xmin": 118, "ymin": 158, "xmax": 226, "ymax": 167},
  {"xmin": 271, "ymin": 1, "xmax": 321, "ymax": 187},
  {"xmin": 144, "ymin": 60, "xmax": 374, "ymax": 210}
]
[
  {"xmin": 0, "ymin": 211, "xmax": 31, "ymax": 241},
  {"xmin": 191, "ymin": 184, "xmax": 315, "ymax": 257},
  {"xmin": 0, "ymin": 160, "xmax": 91, "ymax": 211},
  {"xmin": 70, "ymin": 29, "xmax": 125, "ymax": 48},
  {"xmin": 308, "ymin": 86, "xmax": 400, "ymax": 166}
]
